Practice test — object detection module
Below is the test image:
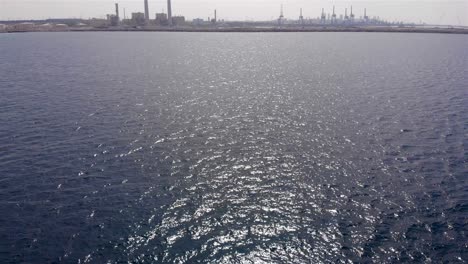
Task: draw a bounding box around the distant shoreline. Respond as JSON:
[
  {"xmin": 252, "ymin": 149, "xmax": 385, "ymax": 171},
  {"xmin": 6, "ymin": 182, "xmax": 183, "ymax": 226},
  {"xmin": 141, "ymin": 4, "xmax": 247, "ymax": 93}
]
[{"xmin": 3, "ymin": 27, "xmax": 468, "ymax": 35}]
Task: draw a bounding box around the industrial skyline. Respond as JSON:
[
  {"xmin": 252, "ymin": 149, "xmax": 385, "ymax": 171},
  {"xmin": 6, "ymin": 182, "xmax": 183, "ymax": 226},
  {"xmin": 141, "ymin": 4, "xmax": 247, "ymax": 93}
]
[
  {"xmin": 106, "ymin": 0, "xmax": 389, "ymax": 28},
  {"xmin": 0, "ymin": 0, "xmax": 467, "ymax": 26},
  {"xmin": 4, "ymin": 0, "xmax": 467, "ymax": 35}
]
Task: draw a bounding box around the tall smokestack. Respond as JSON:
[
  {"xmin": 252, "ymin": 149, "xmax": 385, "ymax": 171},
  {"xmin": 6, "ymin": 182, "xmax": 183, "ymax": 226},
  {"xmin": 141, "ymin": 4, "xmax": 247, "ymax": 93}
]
[
  {"xmin": 214, "ymin": 9, "xmax": 217, "ymax": 22},
  {"xmin": 167, "ymin": 0, "xmax": 173, "ymax": 26},
  {"xmin": 299, "ymin": 8, "xmax": 304, "ymax": 26},
  {"xmin": 332, "ymin": 5, "xmax": 336, "ymax": 23},
  {"xmin": 115, "ymin": 3, "xmax": 120, "ymax": 20},
  {"xmin": 144, "ymin": 0, "xmax": 150, "ymax": 22}
]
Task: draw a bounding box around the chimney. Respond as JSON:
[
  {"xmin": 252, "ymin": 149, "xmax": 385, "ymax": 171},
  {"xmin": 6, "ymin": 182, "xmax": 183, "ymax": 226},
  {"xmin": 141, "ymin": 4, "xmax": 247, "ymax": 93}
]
[
  {"xmin": 167, "ymin": 0, "xmax": 173, "ymax": 26},
  {"xmin": 144, "ymin": 0, "xmax": 150, "ymax": 22},
  {"xmin": 115, "ymin": 3, "xmax": 119, "ymax": 20}
]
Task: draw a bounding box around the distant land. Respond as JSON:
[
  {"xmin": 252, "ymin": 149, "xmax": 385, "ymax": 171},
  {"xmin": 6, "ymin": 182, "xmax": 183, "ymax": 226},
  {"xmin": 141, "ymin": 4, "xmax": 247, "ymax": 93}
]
[
  {"xmin": 1, "ymin": 19, "xmax": 467, "ymax": 35},
  {"xmin": 82, "ymin": 26, "xmax": 468, "ymax": 34}
]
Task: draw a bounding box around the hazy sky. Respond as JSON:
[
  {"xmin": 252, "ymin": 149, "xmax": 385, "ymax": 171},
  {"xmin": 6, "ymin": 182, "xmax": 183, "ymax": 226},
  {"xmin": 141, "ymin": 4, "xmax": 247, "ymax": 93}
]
[{"xmin": 1, "ymin": 0, "xmax": 467, "ymax": 26}]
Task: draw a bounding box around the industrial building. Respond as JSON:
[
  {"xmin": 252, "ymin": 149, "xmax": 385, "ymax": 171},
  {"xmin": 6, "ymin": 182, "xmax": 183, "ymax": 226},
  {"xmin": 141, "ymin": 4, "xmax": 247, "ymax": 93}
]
[
  {"xmin": 89, "ymin": 18, "xmax": 108, "ymax": 28},
  {"xmin": 131, "ymin": 12, "xmax": 146, "ymax": 26},
  {"xmin": 107, "ymin": 15, "xmax": 119, "ymax": 26},
  {"xmin": 171, "ymin": 16, "xmax": 186, "ymax": 26},
  {"xmin": 108, "ymin": 3, "xmax": 120, "ymax": 26},
  {"xmin": 100, "ymin": 0, "xmax": 178, "ymax": 27},
  {"xmin": 192, "ymin": 18, "xmax": 205, "ymax": 26},
  {"xmin": 155, "ymin": 13, "xmax": 168, "ymax": 26}
]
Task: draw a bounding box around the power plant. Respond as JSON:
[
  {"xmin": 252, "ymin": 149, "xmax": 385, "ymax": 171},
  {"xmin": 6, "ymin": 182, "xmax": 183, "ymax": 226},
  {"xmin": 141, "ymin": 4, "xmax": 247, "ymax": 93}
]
[
  {"xmin": 98, "ymin": 1, "xmax": 396, "ymax": 28},
  {"xmin": 109, "ymin": 2, "xmax": 388, "ymax": 28},
  {"xmin": 112, "ymin": 0, "xmax": 178, "ymax": 27}
]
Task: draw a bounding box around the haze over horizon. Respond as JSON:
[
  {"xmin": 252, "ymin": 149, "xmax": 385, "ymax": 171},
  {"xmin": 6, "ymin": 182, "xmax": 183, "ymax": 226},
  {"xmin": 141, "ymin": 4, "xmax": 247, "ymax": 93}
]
[{"xmin": 0, "ymin": 0, "xmax": 467, "ymax": 26}]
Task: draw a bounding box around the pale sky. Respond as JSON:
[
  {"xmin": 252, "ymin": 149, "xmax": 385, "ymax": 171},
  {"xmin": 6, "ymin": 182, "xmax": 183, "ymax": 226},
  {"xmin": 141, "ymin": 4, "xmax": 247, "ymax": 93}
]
[{"xmin": 0, "ymin": 0, "xmax": 467, "ymax": 26}]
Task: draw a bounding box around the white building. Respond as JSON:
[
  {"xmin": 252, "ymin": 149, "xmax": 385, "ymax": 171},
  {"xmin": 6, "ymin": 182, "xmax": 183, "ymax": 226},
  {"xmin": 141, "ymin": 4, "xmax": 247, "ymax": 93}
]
[
  {"xmin": 0, "ymin": 24, "xmax": 7, "ymax": 32},
  {"xmin": 54, "ymin": 24, "xmax": 69, "ymax": 31},
  {"xmin": 11, "ymin": 22, "xmax": 35, "ymax": 32},
  {"xmin": 37, "ymin": 23, "xmax": 53, "ymax": 31}
]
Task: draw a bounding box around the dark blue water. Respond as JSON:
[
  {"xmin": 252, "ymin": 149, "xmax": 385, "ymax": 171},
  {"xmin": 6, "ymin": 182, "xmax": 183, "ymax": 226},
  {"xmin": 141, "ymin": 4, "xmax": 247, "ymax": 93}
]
[{"xmin": 0, "ymin": 32, "xmax": 466, "ymax": 263}]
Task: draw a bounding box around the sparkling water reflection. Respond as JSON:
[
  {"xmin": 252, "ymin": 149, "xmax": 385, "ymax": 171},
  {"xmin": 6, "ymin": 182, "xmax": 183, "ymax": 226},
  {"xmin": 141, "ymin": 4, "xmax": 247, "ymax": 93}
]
[{"xmin": 0, "ymin": 32, "xmax": 466, "ymax": 263}]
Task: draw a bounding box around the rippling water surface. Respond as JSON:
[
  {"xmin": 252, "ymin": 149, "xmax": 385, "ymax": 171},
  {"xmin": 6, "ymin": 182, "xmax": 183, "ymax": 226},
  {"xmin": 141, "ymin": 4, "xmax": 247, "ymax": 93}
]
[{"xmin": 0, "ymin": 32, "xmax": 467, "ymax": 263}]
